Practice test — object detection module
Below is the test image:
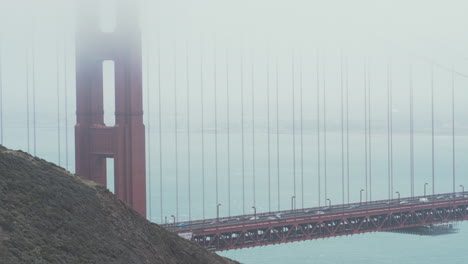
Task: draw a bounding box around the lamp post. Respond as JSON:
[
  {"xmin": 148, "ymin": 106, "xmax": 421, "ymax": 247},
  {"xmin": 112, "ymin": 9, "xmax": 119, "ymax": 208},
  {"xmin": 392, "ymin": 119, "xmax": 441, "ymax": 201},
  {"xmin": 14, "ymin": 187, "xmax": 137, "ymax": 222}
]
[
  {"xmin": 424, "ymin": 183, "xmax": 429, "ymax": 197},
  {"xmin": 326, "ymin": 198, "xmax": 331, "ymax": 207},
  {"xmin": 252, "ymin": 206, "xmax": 257, "ymax": 221},
  {"xmin": 395, "ymin": 191, "xmax": 400, "ymax": 203},
  {"xmin": 360, "ymin": 189, "xmax": 365, "ymax": 205},
  {"xmin": 171, "ymin": 215, "xmax": 176, "ymax": 231},
  {"xmin": 165, "ymin": 216, "xmax": 167, "ymax": 224},
  {"xmin": 291, "ymin": 196, "xmax": 296, "ymax": 212},
  {"xmin": 217, "ymin": 203, "xmax": 222, "ymax": 223},
  {"xmin": 460, "ymin": 185, "xmax": 465, "ymax": 194}
]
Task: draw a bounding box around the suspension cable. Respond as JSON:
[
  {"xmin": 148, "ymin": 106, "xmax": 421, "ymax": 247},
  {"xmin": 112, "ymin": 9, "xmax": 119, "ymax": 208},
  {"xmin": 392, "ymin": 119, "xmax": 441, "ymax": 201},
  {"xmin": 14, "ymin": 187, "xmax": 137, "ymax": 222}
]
[
  {"xmin": 241, "ymin": 54, "xmax": 245, "ymax": 214},
  {"xmin": 316, "ymin": 56, "xmax": 321, "ymax": 207},
  {"xmin": 431, "ymin": 65, "xmax": 435, "ymax": 195},
  {"xmin": 291, "ymin": 53, "xmax": 296, "ymax": 207},
  {"xmin": 276, "ymin": 58, "xmax": 280, "ymax": 211},
  {"xmin": 346, "ymin": 58, "xmax": 350, "ymax": 204},
  {"xmin": 26, "ymin": 49, "xmax": 30, "ymax": 153},
  {"xmin": 368, "ymin": 61, "xmax": 372, "ymax": 202},
  {"xmin": 226, "ymin": 49, "xmax": 231, "ymax": 216},
  {"xmin": 158, "ymin": 38, "xmax": 164, "ymax": 223},
  {"xmin": 300, "ymin": 56, "xmax": 304, "ymax": 209},
  {"xmin": 364, "ymin": 60, "xmax": 368, "ymax": 203},
  {"xmin": 32, "ymin": 36, "xmax": 36, "ymax": 156},
  {"xmin": 410, "ymin": 65, "xmax": 414, "ymax": 198},
  {"xmin": 186, "ymin": 43, "xmax": 191, "ymax": 222},
  {"xmin": 174, "ymin": 47, "xmax": 179, "ymax": 221},
  {"xmin": 452, "ymin": 67, "xmax": 455, "ymax": 194},
  {"xmin": 387, "ymin": 63, "xmax": 391, "ymax": 200},
  {"xmin": 390, "ymin": 64, "xmax": 394, "ymax": 198},
  {"xmin": 214, "ymin": 45, "xmax": 219, "ymax": 211},
  {"xmin": 200, "ymin": 48, "xmax": 205, "ymax": 220},
  {"xmin": 340, "ymin": 56, "xmax": 344, "ymax": 206},
  {"xmin": 323, "ymin": 63, "xmax": 327, "ymax": 203},
  {"xmin": 267, "ymin": 55, "xmax": 271, "ymax": 212},
  {"xmin": 251, "ymin": 60, "xmax": 256, "ymax": 208},
  {"xmin": 56, "ymin": 37, "xmax": 61, "ymax": 167},
  {"xmin": 63, "ymin": 34, "xmax": 69, "ymax": 170}
]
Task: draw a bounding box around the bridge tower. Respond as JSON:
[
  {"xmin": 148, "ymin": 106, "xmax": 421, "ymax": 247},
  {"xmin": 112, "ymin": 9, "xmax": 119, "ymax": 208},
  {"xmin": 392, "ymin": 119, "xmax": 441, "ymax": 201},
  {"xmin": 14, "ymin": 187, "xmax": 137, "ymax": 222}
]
[{"xmin": 75, "ymin": 0, "xmax": 146, "ymax": 217}]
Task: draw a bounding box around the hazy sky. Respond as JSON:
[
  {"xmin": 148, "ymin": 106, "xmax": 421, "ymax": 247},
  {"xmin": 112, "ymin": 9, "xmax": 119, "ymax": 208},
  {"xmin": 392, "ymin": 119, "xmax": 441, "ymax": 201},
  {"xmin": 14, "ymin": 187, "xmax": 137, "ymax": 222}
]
[{"xmin": 0, "ymin": 0, "xmax": 468, "ymax": 134}]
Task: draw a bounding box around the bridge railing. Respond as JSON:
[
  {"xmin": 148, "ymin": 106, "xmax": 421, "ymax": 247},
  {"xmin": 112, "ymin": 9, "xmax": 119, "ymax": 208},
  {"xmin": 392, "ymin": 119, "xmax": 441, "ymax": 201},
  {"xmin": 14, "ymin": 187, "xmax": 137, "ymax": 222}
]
[{"xmin": 161, "ymin": 191, "xmax": 467, "ymax": 229}]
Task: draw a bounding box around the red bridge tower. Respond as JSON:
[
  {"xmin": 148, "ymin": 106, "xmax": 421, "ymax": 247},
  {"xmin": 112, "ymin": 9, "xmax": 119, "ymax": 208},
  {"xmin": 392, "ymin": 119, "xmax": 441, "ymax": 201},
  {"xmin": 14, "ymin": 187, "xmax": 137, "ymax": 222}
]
[{"xmin": 75, "ymin": 0, "xmax": 146, "ymax": 217}]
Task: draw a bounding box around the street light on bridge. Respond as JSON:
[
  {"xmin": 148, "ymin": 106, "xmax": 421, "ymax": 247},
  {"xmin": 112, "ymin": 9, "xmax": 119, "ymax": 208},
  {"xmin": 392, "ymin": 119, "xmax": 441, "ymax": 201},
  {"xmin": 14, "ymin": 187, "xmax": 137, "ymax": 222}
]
[
  {"xmin": 170, "ymin": 215, "xmax": 176, "ymax": 231},
  {"xmin": 326, "ymin": 198, "xmax": 331, "ymax": 207},
  {"xmin": 395, "ymin": 191, "xmax": 400, "ymax": 203},
  {"xmin": 252, "ymin": 206, "xmax": 257, "ymax": 221},
  {"xmin": 460, "ymin": 185, "xmax": 465, "ymax": 194},
  {"xmin": 291, "ymin": 196, "xmax": 296, "ymax": 212},
  {"xmin": 360, "ymin": 189, "xmax": 365, "ymax": 205},
  {"xmin": 216, "ymin": 203, "xmax": 222, "ymax": 223},
  {"xmin": 424, "ymin": 183, "xmax": 429, "ymax": 197}
]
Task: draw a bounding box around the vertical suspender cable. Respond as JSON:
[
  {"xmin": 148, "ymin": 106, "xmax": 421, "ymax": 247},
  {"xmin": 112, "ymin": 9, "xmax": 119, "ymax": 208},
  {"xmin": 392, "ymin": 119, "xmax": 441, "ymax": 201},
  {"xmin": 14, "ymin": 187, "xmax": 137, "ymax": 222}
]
[
  {"xmin": 316, "ymin": 56, "xmax": 321, "ymax": 207},
  {"xmin": 241, "ymin": 54, "xmax": 245, "ymax": 214},
  {"xmin": 200, "ymin": 49, "xmax": 205, "ymax": 219},
  {"xmin": 300, "ymin": 57, "xmax": 304, "ymax": 209},
  {"xmin": 56, "ymin": 38, "xmax": 61, "ymax": 166},
  {"xmin": 267, "ymin": 56, "xmax": 271, "ymax": 212},
  {"xmin": 26, "ymin": 50, "xmax": 30, "ymax": 153},
  {"xmin": 364, "ymin": 61, "xmax": 368, "ymax": 202},
  {"xmin": 32, "ymin": 36, "xmax": 36, "ymax": 156},
  {"xmin": 251, "ymin": 60, "xmax": 256, "ymax": 208},
  {"xmin": 174, "ymin": 48, "xmax": 179, "ymax": 221},
  {"xmin": 431, "ymin": 65, "xmax": 435, "ymax": 195},
  {"xmin": 186, "ymin": 43, "xmax": 191, "ymax": 222},
  {"xmin": 214, "ymin": 45, "xmax": 219, "ymax": 211},
  {"xmin": 387, "ymin": 64, "xmax": 391, "ymax": 200},
  {"xmin": 340, "ymin": 56, "xmax": 344, "ymax": 207},
  {"xmin": 410, "ymin": 65, "xmax": 414, "ymax": 198},
  {"xmin": 276, "ymin": 59, "xmax": 280, "ymax": 211},
  {"xmin": 323, "ymin": 63, "xmax": 327, "ymax": 203},
  {"xmin": 390, "ymin": 65, "xmax": 394, "ymax": 198},
  {"xmin": 226, "ymin": 50, "xmax": 231, "ymax": 216},
  {"xmin": 346, "ymin": 58, "xmax": 350, "ymax": 204},
  {"xmin": 63, "ymin": 35, "xmax": 69, "ymax": 170},
  {"xmin": 291, "ymin": 53, "xmax": 296, "ymax": 207},
  {"xmin": 368, "ymin": 61, "xmax": 372, "ymax": 202},
  {"xmin": 158, "ymin": 39, "xmax": 164, "ymax": 223},
  {"xmin": 452, "ymin": 67, "xmax": 455, "ymax": 194}
]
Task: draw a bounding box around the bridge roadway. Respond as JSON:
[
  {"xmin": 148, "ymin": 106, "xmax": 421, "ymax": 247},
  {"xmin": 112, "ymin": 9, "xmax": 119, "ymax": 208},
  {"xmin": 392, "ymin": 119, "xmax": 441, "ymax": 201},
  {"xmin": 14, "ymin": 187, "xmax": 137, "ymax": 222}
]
[{"xmin": 162, "ymin": 192, "xmax": 468, "ymax": 251}]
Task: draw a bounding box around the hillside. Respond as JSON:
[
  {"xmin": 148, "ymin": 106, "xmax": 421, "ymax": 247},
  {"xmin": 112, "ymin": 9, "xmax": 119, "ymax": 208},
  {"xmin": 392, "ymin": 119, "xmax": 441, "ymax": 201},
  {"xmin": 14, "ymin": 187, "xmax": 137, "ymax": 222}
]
[{"xmin": 0, "ymin": 146, "xmax": 238, "ymax": 264}]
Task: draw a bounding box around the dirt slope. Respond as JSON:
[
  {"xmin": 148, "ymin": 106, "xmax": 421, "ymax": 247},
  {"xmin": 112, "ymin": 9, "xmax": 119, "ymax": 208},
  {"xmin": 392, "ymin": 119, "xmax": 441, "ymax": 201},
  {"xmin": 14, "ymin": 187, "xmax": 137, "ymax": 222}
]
[{"xmin": 0, "ymin": 146, "xmax": 238, "ymax": 264}]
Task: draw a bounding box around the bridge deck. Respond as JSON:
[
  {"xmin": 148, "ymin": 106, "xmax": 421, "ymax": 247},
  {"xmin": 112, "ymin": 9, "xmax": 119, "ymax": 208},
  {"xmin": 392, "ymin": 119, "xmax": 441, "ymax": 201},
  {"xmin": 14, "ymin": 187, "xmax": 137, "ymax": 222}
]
[{"xmin": 162, "ymin": 192, "xmax": 468, "ymax": 251}]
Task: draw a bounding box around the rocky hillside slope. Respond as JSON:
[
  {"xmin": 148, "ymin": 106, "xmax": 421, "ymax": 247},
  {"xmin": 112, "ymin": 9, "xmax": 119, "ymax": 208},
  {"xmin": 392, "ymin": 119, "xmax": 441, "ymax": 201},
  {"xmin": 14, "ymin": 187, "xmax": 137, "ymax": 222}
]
[{"xmin": 0, "ymin": 146, "xmax": 238, "ymax": 264}]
